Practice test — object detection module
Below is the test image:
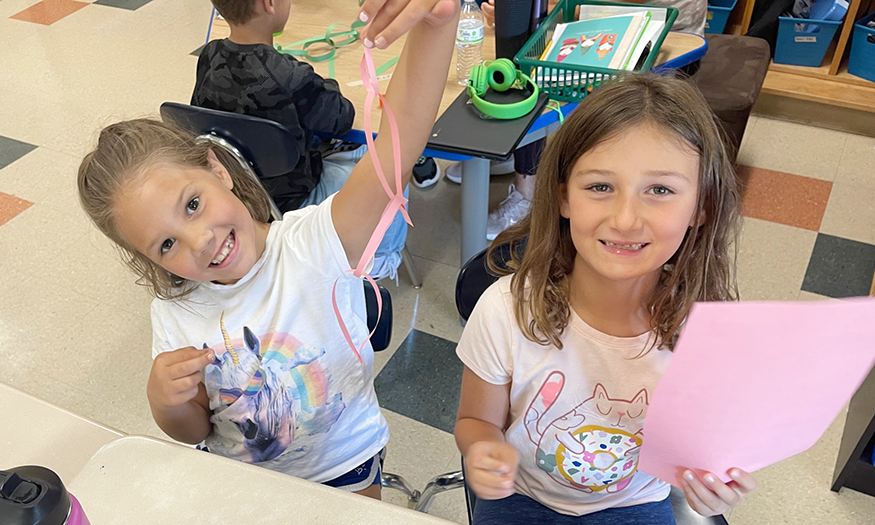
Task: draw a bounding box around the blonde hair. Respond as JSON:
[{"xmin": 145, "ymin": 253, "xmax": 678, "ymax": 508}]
[
  {"xmin": 490, "ymin": 73, "xmax": 741, "ymax": 351},
  {"xmin": 78, "ymin": 119, "xmax": 272, "ymax": 300}
]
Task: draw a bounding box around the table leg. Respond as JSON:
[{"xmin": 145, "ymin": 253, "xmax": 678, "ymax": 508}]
[{"xmin": 460, "ymin": 157, "xmax": 490, "ymax": 266}]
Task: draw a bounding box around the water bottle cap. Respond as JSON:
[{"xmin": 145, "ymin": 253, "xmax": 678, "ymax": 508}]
[{"xmin": 0, "ymin": 467, "xmax": 71, "ymax": 525}]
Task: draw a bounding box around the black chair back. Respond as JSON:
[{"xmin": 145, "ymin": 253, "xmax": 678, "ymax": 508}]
[
  {"xmin": 159, "ymin": 102, "xmax": 301, "ymax": 178},
  {"xmin": 455, "ymin": 241, "xmax": 525, "ymax": 323},
  {"xmin": 364, "ymin": 283, "xmax": 393, "ymax": 352}
]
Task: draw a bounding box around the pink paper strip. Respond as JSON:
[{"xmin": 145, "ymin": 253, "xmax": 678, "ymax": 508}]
[{"xmin": 638, "ymin": 298, "xmax": 875, "ymax": 487}]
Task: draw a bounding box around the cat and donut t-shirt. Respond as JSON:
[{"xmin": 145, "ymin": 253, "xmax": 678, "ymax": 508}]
[{"xmin": 457, "ymin": 275, "xmax": 673, "ymax": 516}]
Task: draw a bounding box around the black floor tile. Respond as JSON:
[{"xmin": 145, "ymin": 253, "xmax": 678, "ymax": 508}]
[
  {"xmin": 93, "ymin": 0, "xmax": 153, "ymax": 11},
  {"xmin": 374, "ymin": 330, "xmax": 462, "ymax": 433},
  {"xmin": 802, "ymin": 233, "xmax": 875, "ymax": 298},
  {"xmin": 0, "ymin": 136, "xmax": 37, "ymax": 170}
]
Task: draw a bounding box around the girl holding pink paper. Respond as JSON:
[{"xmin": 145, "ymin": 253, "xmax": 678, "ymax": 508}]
[{"xmin": 454, "ymin": 73, "xmax": 756, "ymax": 523}]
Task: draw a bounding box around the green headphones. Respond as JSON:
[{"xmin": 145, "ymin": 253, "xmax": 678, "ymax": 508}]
[{"xmin": 466, "ymin": 58, "xmax": 540, "ymax": 120}]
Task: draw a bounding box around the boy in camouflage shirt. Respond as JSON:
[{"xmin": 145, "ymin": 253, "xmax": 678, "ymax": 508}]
[
  {"xmin": 193, "ymin": 0, "xmax": 420, "ymax": 280},
  {"xmin": 192, "ymin": 0, "xmax": 355, "ymax": 211}
]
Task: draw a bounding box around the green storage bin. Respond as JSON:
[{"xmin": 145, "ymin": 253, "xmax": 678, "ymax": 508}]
[{"xmin": 514, "ymin": 0, "xmax": 678, "ymax": 102}]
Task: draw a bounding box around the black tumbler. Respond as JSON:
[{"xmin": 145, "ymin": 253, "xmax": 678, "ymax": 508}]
[
  {"xmin": 0, "ymin": 466, "xmax": 90, "ymax": 525},
  {"xmin": 529, "ymin": 0, "xmax": 549, "ymax": 35},
  {"xmin": 495, "ymin": 0, "xmax": 535, "ymax": 59}
]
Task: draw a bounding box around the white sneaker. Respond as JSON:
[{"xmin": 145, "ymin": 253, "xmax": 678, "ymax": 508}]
[
  {"xmin": 445, "ymin": 158, "xmax": 516, "ymax": 184},
  {"xmin": 486, "ymin": 184, "xmax": 531, "ymax": 241},
  {"xmin": 445, "ymin": 161, "xmax": 463, "ymax": 184},
  {"xmin": 489, "ymin": 158, "xmax": 515, "ymax": 175}
]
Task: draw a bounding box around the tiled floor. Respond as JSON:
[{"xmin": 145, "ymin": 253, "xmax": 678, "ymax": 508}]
[
  {"xmin": 2, "ymin": 1, "xmax": 875, "ymax": 524},
  {"xmin": 11, "ymin": 0, "xmax": 90, "ymax": 26}
]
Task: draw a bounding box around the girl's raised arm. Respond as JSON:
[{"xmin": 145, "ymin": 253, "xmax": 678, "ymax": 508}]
[{"xmin": 332, "ymin": 0, "xmax": 459, "ymax": 268}]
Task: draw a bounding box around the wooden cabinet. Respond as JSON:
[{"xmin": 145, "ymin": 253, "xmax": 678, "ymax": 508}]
[{"xmin": 721, "ymin": 0, "xmax": 875, "ymax": 114}]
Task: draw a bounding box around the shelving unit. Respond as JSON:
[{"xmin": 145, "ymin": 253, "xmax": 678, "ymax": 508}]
[
  {"xmin": 721, "ymin": 0, "xmax": 875, "ymax": 115},
  {"xmin": 832, "ymin": 362, "xmax": 875, "ymax": 497},
  {"xmin": 831, "ymin": 258, "xmax": 875, "ymax": 496}
]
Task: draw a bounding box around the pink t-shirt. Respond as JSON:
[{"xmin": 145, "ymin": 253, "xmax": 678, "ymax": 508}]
[{"xmin": 457, "ymin": 275, "xmax": 673, "ymax": 516}]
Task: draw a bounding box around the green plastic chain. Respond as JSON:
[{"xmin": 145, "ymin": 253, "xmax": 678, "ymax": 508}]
[
  {"xmin": 275, "ymin": 18, "xmax": 401, "ymax": 80},
  {"xmin": 546, "ymin": 100, "xmax": 564, "ymax": 123},
  {"xmin": 276, "ymin": 20, "xmax": 367, "ymax": 62}
]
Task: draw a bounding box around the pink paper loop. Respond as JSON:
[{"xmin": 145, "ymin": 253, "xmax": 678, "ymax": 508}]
[{"xmin": 333, "ymin": 46, "xmax": 409, "ymax": 366}]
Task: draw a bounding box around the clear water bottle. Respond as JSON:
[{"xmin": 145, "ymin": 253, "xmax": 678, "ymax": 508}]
[{"xmin": 456, "ymin": 0, "xmax": 485, "ymax": 85}]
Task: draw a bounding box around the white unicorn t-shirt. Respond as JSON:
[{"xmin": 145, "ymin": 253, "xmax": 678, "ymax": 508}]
[
  {"xmin": 150, "ymin": 195, "xmax": 389, "ymax": 483},
  {"xmin": 457, "ymin": 275, "xmax": 673, "ymax": 516}
]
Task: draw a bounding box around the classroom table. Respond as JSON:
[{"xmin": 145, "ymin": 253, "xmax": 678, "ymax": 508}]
[
  {"xmin": 1, "ymin": 382, "xmax": 454, "ymax": 524},
  {"xmin": 67, "ymin": 436, "xmax": 455, "ymax": 524},
  {"xmin": 206, "ymin": 2, "xmax": 707, "ymax": 265},
  {"xmin": 0, "ymin": 381, "xmax": 123, "ymax": 482}
]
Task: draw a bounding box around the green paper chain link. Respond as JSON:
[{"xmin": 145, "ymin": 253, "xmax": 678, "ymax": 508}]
[
  {"xmin": 275, "ymin": 18, "xmax": 401, "ymax": 81},
  {"xmin": 276, "ymin": 20, "xmax": 366, "ymax": 62},
  {"xmin": 546, "ymin": 100, "xmax": 564, "ymax": 123}
]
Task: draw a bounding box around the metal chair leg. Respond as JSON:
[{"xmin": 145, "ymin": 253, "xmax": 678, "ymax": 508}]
[
  {"xmin": 401, "ymin": 247, "xmax": 422, "ymax": 289},
  {"xmin": 381, "ymin": 472, "xmax": 421, "ymax": 509},
  {"xmin": 414, "ymin": 470, "xmax": 465, "ymax": 513}
]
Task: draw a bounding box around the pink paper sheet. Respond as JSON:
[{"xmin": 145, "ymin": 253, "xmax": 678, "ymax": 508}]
[{"xmin": 638, "ymin": 298, "xmax": 875, "ymax": 487}]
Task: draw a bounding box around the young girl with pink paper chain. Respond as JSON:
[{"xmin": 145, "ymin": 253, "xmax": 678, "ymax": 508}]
[
  {"xmin": 76, "ymin": 0, "xmax": 459, "ymax": 501},
  {"xmin": 454, "ymin": 73, "xmax": 757, "ymax": 523}
]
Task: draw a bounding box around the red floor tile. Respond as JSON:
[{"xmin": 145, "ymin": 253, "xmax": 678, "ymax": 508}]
[
  {"xmin": 739, "ymin": 165, "xmax": 833, "ymax": 232},
  {"xmin": 0, "ymin": 192, "xmax": 33, "ymax": 227},
  {"xmin": 11, "ymin": 0, "xmax": 89, "ymax": 26}
]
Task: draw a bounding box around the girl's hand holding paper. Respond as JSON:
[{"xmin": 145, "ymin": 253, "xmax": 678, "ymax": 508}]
[
  {"xmin": 680, "ymin": 467, "xmax": 756, "ymax": 517},
  {"xmin": 638, "ymin": 299, "xmax": 875, "ymax": 511}
]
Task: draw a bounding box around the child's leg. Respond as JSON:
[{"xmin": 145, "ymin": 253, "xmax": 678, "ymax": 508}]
[
  {"xmin": 472, "ymin": 493, "xmax": 676, "ymax": 525},
  {"xmin": 299, "ymin": 156, "xmax": 408, "ymax": 280},
  {"xmin": 371, "ymin": 185, "xmax": 409, "ymax": 279},
  {"xmin": 472, "ymin": 493, "xmax": 559, "ymax": 525},
  {"xmin": 355, "ymin": 483, "xmax": 382, "ymax": 500},
  {"xmin": 299, "ymin": 157, "xmax": 355, "ymax": 208},
  {"xmin": 511, "ymin": 138, "xmax": 545, "ymax": 201}
]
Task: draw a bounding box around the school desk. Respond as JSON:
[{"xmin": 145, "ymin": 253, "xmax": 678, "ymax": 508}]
[
  {"xmin": 67, "ymin": 435, "xmax": 456, "ymax": 523},
  {"xmin": 1, "ymin": 382, "xmax": 455, "ymax": 524}
]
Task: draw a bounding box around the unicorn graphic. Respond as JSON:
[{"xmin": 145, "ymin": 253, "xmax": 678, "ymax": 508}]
[
  {"xmin": 524, "ymin": 372, "xmax": 648, "ymax": 493},
  {"xmin": 204, "ymin": 314, "xmax": 345, "ymax": 463}
]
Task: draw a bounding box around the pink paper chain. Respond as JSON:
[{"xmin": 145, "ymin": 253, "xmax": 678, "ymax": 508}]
[{"xmin": 333, "ymin": 47, "xmax": 412, "ymax": 366}]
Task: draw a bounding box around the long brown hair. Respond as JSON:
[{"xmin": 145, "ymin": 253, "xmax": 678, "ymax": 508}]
[
  {"xmin": 490, "ymin": 73, "xmax": 741, "ymax": 351},
  {"xmin": 77, "ymin": 119, "xmax": 272, "ymax": 300}
]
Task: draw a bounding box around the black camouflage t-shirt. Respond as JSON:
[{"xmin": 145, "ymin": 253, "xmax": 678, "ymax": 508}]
[{"xmin": 192, "ymin": 39, "xmax": 355, "ymax": 211}]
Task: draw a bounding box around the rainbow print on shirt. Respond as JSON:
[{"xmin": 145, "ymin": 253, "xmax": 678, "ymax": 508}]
[{"xmin": 203, "ymin": 315, "xmax": 345, "ymax": 463}]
